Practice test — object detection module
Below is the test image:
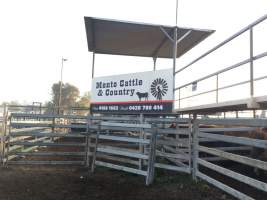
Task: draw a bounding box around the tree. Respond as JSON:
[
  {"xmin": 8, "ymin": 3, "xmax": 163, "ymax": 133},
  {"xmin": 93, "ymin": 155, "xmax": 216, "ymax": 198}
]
[
  {"xmin": 76, "ymin": 92, "xmax": 91, "ymax": 115},
  {"xmin": 1, "ymin": 101, "xmax": 19, "ymax": 106},
  {"xmin": 43, "ymin": 101, "xmax": 55, "ymax": 114},
  {"xmin": 1, "ymin": 101, "xmax": 21, "ymax": 112},
  {"xmin": 77, "ymin": 92, "xmax": 91, "ymax": 107},
  {"xmin": 48, "ymin": 82, "xmax": 91, "ymax": 115},
  {"xmin": 51, "ymin": 82, "xmax": 80, "ymax": 108}
]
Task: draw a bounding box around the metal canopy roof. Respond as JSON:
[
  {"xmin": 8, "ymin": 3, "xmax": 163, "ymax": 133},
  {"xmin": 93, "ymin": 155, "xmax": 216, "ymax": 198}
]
[{"xmin": 84, "ymin": 17, "xmax": 214, "ymax": 59}]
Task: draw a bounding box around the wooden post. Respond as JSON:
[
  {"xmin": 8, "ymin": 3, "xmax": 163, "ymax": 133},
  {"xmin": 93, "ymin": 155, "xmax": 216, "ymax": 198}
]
[
  {"xmin": 146, "ymin": 123, "xmax": 157, "ymax": 185},
  {"xmin": 192, "ymin": 114, "xmax": 199, "ymax": 181}
]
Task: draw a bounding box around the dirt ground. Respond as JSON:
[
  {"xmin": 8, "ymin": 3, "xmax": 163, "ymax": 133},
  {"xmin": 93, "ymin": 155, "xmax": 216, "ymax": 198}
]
[{"xmin": 0, "ymin": 165, "xmax": 235, "ymax": 200}]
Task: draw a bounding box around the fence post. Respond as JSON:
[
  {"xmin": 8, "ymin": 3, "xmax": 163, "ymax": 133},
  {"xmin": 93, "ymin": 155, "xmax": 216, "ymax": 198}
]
[
  {"xmin": 4, "ymin": 115, "xmax": 12, "ymax": 166},
  {"xmin": 192, "ymin": 114, "xmax": 199, "ymax": 181},
  {"xmin": 139, "ymin": 114, "xmax": 144, "ymax": 170},
  {"xmin": 146, "ymin": 123, "xmax": 157, "ymax": 185},
  {"xmin": 2, "ymin": 104, "xmax": 7, "ymax": 137},
  {"xmin": 175, "ymin": 117, "xmax": 181, "ymax": 153},
  {"xmin": 51, "ymin": 108, "xmax": 56, "ymax": 142},
  {"xmin": 91, "ymin": 122, "xmax": 100, "ymax": 173},
  {"xmin": 188, "ymin": 118, "xmax": 192, "ymax": 172},
  {"xmin": 1, "ymin": 104, "xmax": 7, "ymax": 164},
  {"xmin": 85, "ymin": 115, "xmax": 91, "ymax": 167}
]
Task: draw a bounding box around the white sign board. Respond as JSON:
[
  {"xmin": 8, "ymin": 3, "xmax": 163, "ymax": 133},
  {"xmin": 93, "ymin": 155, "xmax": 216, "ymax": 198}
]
[{"xmin": 91, "ymin": 69, "xmax": 173, "ymax": 113}]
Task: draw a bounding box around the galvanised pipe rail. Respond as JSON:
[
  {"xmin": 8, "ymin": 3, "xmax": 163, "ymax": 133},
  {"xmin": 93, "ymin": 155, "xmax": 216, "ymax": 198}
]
[
  {"xmin": 175, "ymin": 14, "xmax": 267, "ymax": 75},
  {"xmin": 177, "ymin": 75, "xmax": 267, "ymax": 101},
  {"xmin": 175, "ymin": 15, "xmax": 267, "ymax": 108},
  {"xmin": 175, "ymin": 51, "xmax": 267, "ymax": 91}
]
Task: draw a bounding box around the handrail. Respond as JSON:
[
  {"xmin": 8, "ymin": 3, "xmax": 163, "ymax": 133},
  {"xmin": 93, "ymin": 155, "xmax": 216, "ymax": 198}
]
[
  {"xmin": 177, "ymin": 75, "xmax": 267, "ymax": 101},
  {"xmin": 175, "ymin": 14, "xmax": 267, "ymax": 109},
  {"xmin": 175, "ymin": 51, "xmax": 267, "ymax": 90},
  {"xmin": 175, "ymin": 14, "xmax": 267, "ymax": 75}
]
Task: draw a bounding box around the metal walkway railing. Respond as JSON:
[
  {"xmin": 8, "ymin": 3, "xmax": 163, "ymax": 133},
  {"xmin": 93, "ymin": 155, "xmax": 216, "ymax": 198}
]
[{"xmin": 175, "ymin": 14, "xmax": 267, "ymax": 110}]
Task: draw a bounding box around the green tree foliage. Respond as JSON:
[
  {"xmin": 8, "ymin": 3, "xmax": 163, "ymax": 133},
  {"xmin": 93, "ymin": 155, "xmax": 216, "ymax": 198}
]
[
  {"xmin": 52, "ymin": 82, "xmax": 80, "ymax": 108},
  {"xmin": 46, "ymin": 82, "xmax": 90, "ymax": 115},
  {"xmin": 43, "ymin": 101, "xmax": 55, "ymax": 114},
  {"xmin": 76, "ymin": 92, "xmax": 91, "ymax": 115},
  {"xmin": 77, "ymin": 92, "xmax": 91, "ymax": 108},
  {"xmin": 1, "ymin": 101, "xmax": 20, "ymax": 112},
  {"xmin": 1, "ymin": 101, "xmax": 19, "ymax": 106}
]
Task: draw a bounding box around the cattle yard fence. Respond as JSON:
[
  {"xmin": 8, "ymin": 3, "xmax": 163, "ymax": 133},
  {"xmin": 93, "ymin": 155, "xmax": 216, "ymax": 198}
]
[{"xmin": 0, "ymin": 112, "xmax": 267, "ymax": 199}]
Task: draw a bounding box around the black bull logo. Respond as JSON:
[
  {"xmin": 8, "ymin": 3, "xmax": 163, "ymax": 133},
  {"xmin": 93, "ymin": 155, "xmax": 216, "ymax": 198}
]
[{"xmin": 136, "ymin": 92, "xmax": 148, "ymax": 101}]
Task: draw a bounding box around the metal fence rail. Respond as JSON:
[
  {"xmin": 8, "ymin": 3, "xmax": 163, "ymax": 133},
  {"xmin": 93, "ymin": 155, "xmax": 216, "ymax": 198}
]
[
  {"xmin": 2, "ymin": 113, "xmax": 193, "ymax": 185},
  {"xmin": 193, "ymin": 118, "xmax": 267, "ymax": 200},
  {"xmin": 1, "ymin": 113, "xmax": 267, "ymax": 199},
  {"xmin": 155, "ymin": 118, "xmax": 192, "ymax": 174},
  {"xmin": 4, "ymin": 113, "xmax": 89, "ymax": 166},
  {"xmin": 90, "ymin": 121, "xmax": 155, "ymax": 185}
]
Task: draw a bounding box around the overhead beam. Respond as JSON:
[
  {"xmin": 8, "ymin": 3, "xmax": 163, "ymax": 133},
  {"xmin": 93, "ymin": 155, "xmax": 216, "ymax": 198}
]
[
  {"xmin": 177, "ymin": 30, "xmax": 192, "ymax": 44},
  {"xmin": 159, "ymin": 26, "xmax": 174, "ymax": 43},
  {"xmin": 151, "ymin": 29, "xmax": 173, "ymax": 58}
]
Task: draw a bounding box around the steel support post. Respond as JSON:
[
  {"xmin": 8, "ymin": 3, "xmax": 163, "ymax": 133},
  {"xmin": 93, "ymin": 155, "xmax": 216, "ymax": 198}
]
[
  {"xmin": 216, "ymin": 74, "xmax": 219, "ymax": 103},
  {"xmin": 146, "ymin": 123, "xmax": 157, "ymax": 185},
  {"xmin": 192, "ymin": 114, "xmax": 198, "ymax": 181},
  {"xmin": 1, "ymin": 104, "xmax": 7, "ymax": 164},
  {"xmin": 58, "ymin": 59, "xmax": 63, "ymax": 114},
  {"xmin": 250, "ymin": 28, "xmax": 254, "ymax": 97},
  {"xmin": 4, "ymin": 117, "xmax": 12, "ymax": 166},
  {"xmin": 85, "ymin": 115, "xmax": 91, "ymax": 167},
  {"xmin": 2, "ymin": 104, "xmax": 7, "ymax": 137},
  {"xmin": 178, "ymin": 88, "xmax": 181, "ymax": 108},
  {"xmin": 253, "ymin": 110, "xmax": 256, "ymax": 118},
  {"xmin": 91, "ymin": 123, "xmax": 100, "ymax": 173},
  {"xmin": 58, "ymin": 58, "xmax": 67, "ymax": 114},
  {"xmin": 139, "ymin": 114, "xmax": 144, "ymax": 170},
  {"xmin": 188, "ymin": 118, "xmax": 192, "ymax": 170},
  {"xmin": 173, "ymin": 27, "xmax": 178, "ymax": 111},
  {"xmin": 153, "ymin": 57, "xmax": 157, "ymax": 71},
  {"xmin": 89, "ymin": 52, "xmax": 95, "ymax": 116},
  {"xmin": 92, "ymin": 52, "xmax": 95, "ymax": 79}
]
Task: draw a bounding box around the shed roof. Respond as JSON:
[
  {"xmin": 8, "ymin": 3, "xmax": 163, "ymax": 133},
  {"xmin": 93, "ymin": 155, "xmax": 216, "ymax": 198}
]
[{"xmin": 84, "ymin": 17, "xmax": 214, "ymax": 58}]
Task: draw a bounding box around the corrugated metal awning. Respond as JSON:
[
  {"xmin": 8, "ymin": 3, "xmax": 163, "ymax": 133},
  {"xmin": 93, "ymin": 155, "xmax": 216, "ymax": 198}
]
[{"xmin": 84, "ymin": 17, "xmax": 214, "ymax": 58}]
